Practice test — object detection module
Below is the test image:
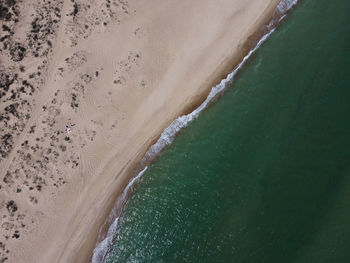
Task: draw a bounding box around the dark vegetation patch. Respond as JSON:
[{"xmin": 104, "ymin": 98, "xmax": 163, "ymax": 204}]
[
  {"xmin": 59, "ymin": 145, "xmax": 66, "ymax": 152},
  {"xmin": 6, "ymin": 200, "xmax": 17, "ymax": 214},
  {"xmin": 0, "ymin": 0, "xmax": 18, "ymax": 22},
  {"xmin": 0, "ymin": 72, "xmax": 16, "ymax": 98},
  {"xmin": 12, "ymin": 230, "xmax": 19, "ymax": 239},
  {"xmin": 73, "ymin": 3, "xmax": 79, "ymax": 16},
  {"xmin": 70, "ymin": 93, "xmax": 79, "ymax": 109},
  {"xmin": 0, "ymin": 134, "xmax": 13, "ymax": 158},
  {"xmin": 9, "ymin": 42, "xmax": 26, "ymax": 62},
  {"xmin": 26, "ymin": 1, "xmax": 62, "ymax": 58},
  {"xmin": 0, "ymin": 2, "xmax": 69, "ymax": 259}
]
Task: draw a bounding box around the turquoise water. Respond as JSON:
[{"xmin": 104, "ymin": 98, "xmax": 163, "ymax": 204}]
[{"xmin": 105, "ymin": 0, "xmax": 350, "ymax": 262}]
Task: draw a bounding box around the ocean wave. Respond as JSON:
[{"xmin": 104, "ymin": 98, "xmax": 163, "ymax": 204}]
[
  {"xmin": 277, "ymin": 0, "xmax": 299, "ymax": 13},
  {"xmin": 141, "ymin": 0, "xmax": 299, "ymax": 166},
  {"xmin": 92, "ymin": 0, "xmax": 299, "ymax": 262},
  {"xmin": 92, "ymin": 167, "xmax": 148, "ymax": 263}
]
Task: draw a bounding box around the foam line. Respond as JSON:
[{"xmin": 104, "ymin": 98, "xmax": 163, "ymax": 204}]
[
  {"xmin": 91, "ymin": 166, "xmax": 148, "ymax": 263},
  {"xmin": 92, "ymin": 0, "xmax": 299, "ymax": 262}
]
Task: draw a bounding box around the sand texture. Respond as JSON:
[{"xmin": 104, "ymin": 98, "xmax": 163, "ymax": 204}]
[{"xmin": 0, "ymin": 0, "xmax": 280, "ymax": 262}]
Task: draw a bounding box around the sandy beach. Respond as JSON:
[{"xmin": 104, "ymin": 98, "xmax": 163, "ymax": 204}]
[{"xmin": 0, "ymin": 0, "xmax": 280, "ymax": 262}]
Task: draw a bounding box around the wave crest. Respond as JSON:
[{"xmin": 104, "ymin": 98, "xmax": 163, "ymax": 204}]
[{"xmin": 92, "ymin": 0, "xmax": 299, "ymax": 262}]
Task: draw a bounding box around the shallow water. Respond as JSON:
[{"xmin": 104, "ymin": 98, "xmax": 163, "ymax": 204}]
[{"xmin": 104, "ymin": 0, "xmax": 350, "ymax": 262}]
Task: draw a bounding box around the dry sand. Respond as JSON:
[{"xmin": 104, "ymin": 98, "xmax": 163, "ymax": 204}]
[{"xmin": 0, "ymin": 0, "xmax": 280, "ymax": 262}]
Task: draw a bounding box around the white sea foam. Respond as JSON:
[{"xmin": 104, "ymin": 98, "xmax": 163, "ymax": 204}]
[
  {"xmin": 91, "ymin": 221, "xmax": 117, "ymax": 263},
  {"xmin": 92, "ymin": 0, "xmax": 299, "ymax": 262},
  {"xmin": 141, "ymin": 0, "xmax": 298, "ymax": 165},
  {"xmin": 91, "ymin": 166, "xmax": 148, "ymax": 263},
  {"xmin": 277, "ymin": 0, "xmax": 298, "ymax": 13}
]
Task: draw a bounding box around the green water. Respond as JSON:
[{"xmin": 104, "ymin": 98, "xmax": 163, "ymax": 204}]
[{"xmin": 105, "ymin": 0, "xmax": 350, "ymax": 262}]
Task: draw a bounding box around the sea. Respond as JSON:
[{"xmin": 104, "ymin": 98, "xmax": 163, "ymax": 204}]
[{"xmin": 94, "ymin": 0, "xmax": 350, "ymax": 262}]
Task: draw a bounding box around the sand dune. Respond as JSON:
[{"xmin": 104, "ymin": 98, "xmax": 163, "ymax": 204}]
[{"xmin": 0, "ymin": 0, "xmax": 280, "ymax": 262}]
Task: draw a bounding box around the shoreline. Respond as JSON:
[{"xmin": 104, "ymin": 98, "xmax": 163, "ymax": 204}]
[
  {"xmin": 66, "ymin": 1, "xmax": 283, "ymax": 261},
  {"xmin": 0, "ymin": 0, "xmax": 296, "ymax": 262},
  {"xmin": 93, "ymin": 0, "xmax": 299, "ymax": 262}
]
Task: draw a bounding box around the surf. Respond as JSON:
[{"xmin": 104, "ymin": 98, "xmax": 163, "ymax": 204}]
[{"xmin": 92, "ymin": 0, "xmax": 300, "ymax": 262}]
